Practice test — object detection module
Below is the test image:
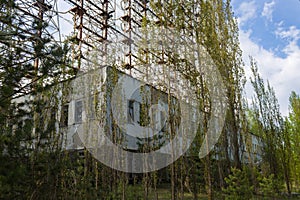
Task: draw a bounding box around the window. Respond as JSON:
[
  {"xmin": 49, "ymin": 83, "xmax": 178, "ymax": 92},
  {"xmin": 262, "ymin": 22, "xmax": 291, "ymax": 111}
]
[
  {"xmin": 128, "ymin": 100, "xmax": 135, "ymax": 123},
  {"xmin": 128, "ymin": 99, "xmax": 148, "ymax": 124},
  {"xmin": 60, "ymin": 104, "xmax": 69, "ymax": 127},
  {"xmin": 75, "ymin": 100, "xmax": 83, "ymax": 123}
]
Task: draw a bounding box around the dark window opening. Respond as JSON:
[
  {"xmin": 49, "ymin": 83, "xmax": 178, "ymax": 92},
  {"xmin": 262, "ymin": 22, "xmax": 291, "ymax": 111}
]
[
  {"xmin": 128, "ymin": 100, "xmax": 135, "ymax": 123},
  {"xmin": 60, "ymin": 104, "xmax": 69, "ymax": 127}
]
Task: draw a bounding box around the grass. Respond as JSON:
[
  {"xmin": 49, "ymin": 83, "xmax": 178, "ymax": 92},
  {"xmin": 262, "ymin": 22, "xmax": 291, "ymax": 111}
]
[
  {"xmin": 123, "ymin": 185, "xmax": 300, "ymax": 200},
  {"xmin": 124, "ymin": 184, "xmax": 212, "ymax": 200}
]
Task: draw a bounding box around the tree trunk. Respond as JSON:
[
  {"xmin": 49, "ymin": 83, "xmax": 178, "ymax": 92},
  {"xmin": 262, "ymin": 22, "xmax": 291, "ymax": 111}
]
[{"xmin": 204, "ymin": 156, "xmax": 213, "ymax": 200}]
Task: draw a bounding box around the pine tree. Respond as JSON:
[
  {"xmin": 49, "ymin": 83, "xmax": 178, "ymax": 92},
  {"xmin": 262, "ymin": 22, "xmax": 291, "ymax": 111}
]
[
  {"xmin": 223, "ymin": 167, "xmax": 254, "ymax": 199},
  {"xmin": 0, "ymin": 0, "xmax": 72, "ymax": 198}
]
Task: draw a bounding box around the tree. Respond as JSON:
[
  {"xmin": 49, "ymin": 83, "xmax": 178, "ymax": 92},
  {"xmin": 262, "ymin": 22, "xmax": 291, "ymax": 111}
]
[
  {"xmin": 146, "ymin": 0, "xmax": 247, "ymax": 199},
  {"xmin": 0, "ymin": 0, "xmax": 256, "ymax": 198},
  {"xmin": 287, "ymin": 91, "xmax": 300, "ymax": 191},
  {"xmin": 249, "ymin": 57, "xmax": 285, "ymax": 193},
  {"xmin": 223, "ymin": 167, "xmax": 254, "ymax": 200},
  {"xmin": 0, "ymin": 0, "xmax": 72, "ymax": 198}
]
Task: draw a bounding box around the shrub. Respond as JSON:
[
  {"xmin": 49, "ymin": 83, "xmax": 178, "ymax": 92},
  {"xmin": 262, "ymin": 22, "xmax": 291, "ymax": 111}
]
[{"xmin": 222, "ymin": 167, "xmax": 254, "ymax": 200}]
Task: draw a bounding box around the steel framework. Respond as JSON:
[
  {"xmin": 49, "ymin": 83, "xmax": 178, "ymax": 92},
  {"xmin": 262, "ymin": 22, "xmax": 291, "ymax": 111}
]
[{"xmin": 6, "ymin": 0, "xmax": 202, "ymax": 86}]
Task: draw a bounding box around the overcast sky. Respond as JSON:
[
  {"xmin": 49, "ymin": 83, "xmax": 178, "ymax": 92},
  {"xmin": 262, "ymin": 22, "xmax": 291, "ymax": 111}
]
[{"xmin": 231, "ymin": 0, "xmax": 300, "ymax": 116}]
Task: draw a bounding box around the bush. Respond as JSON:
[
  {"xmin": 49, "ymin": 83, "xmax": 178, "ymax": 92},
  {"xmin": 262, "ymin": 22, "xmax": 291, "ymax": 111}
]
[
  {"xmin": 257, "ymin": 173, "xmax": 284, "ymax": 198},
  {"xmin": 222, "ymin": 167, "xmax": 254, "ymax": 200}
]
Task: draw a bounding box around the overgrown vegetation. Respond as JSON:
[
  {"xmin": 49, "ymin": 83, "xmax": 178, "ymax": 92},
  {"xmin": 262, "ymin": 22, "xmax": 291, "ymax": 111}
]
[{"xmin": 1, "ymin": 0, "xmax": 299, "ymax": 199}]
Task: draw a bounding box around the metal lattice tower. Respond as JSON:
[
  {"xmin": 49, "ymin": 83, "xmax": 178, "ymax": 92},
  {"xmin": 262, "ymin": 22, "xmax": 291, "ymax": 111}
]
[
  {"xmin": 62, "ymin": 0, "xmax": 200, "ymax": 72},
  {"xmin": 63, "ymin": 0, "xmax": 152, "ymax": 72},
  {"xmin": 3, "ymin": 0, "xmax": 73, "ymax": 80},
  {"xmin": 10, "ymin": 0, "xmax": 202, "ymax": 81},
  {"xmin": 13, "ymin": 0, "xmax": 64, "ymax": 48}
]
